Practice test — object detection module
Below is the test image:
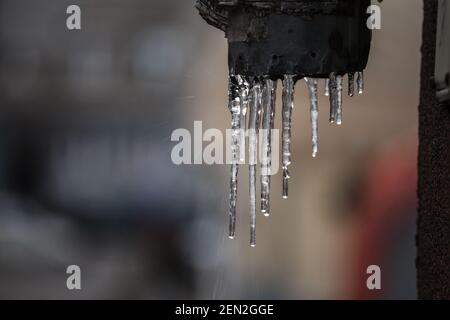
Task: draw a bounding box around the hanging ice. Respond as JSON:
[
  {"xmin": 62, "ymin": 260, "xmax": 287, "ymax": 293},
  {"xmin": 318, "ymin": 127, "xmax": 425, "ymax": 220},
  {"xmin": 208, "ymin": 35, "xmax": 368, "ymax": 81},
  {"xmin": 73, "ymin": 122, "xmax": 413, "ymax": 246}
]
[
  {"xmin": 348, "ymin": 72, "xmax": 355, "ymax": 97},
  {"xmin": 335, "ymin": 75, "xmax": 343, "ymax": 125},
  {"xmin": 328, "ymin": 73, "xmax": 337, "ymax": 123},
  {"xmin": 224, "ymin": 71, "xmax": 366, "ymax": 245},
  {"xmin": 328, "ymin": 73, "xmax": 343, "ymax": 125},
  {"xmin": 227, "ymin": 75, "xmax": 241, "ymax": 239},
  {"xmin": 324, "ymin": 78, "xmax": 330, "ymax": 97},
  {"xmin": 248, "ymin": 81, "xmax": 262, "ymax": 247},
  {"xmin": 357, "ymin": 71, "xmax": 364, "ymax": 95},
  {"xmin": 282, "ymin": 75, "xmax": 295, "ymax": 199},
  {"xmin": 260, "ymin": 78, "xmax": 276, "ymax": 216},
  {"xmin": 237, "ymin": 76, "xmax": 250, "ymax": 162},
  {"xmin": 305, "ymin": 78, "xmax": 319, "ymax": 158}
]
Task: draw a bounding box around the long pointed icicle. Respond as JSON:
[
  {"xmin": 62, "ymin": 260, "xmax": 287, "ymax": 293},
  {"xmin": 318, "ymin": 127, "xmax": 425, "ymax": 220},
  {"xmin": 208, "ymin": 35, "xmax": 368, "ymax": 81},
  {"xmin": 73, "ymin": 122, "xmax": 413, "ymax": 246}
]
[
  {"xmin": 228, "ymin": 75, "xmax": 241, "ymax": 239},
  {"xmin": 261, "ymin": 78, "xmax": 276, "ymax": 216},
  {"xmin": 357, "ymin": 71, "xmax": 364, "ymax": 94},
  {"xmin": 282, "ymin": 75, "xmax": 295, "ymax": 199},
  {"xmin": 238, "ymin": 76, "xmax": 250, "ymax": 162},
  {"xmin": 248, "ymin": 81, "xmax": 262, "ymax": 247},
  {"xmin": 305, "ymin": 78, "xmax": 319, "ymax": 158},
  {"xmin": 328, "ymin": 73, "xmax": 337, "ymax": 123},
  {"xmin": 335, "ymin": 75, "xmax": 343, "ymax": 125}
]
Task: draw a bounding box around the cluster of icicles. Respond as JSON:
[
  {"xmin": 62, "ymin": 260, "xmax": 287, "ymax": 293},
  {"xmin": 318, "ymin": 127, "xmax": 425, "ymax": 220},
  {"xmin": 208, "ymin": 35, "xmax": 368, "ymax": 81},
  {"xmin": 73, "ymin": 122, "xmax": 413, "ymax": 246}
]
[{"xmin": 227, "ymin": 72, "xmax": 364, "ymax": 247}]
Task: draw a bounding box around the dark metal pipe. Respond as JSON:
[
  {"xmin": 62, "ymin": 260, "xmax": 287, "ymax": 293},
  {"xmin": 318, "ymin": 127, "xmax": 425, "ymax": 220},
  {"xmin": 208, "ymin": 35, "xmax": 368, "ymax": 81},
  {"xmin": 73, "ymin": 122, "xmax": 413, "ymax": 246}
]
[{"xmin": 196, "ymin": 0, "xmax": 371, "ymax": 78}]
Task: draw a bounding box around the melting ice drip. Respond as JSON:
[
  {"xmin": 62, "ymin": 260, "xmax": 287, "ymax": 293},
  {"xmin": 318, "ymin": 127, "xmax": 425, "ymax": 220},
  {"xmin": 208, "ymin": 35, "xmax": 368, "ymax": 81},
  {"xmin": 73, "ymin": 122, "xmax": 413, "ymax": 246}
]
[{"xmin": 227, "ymin": 71, "xmax": 364, "ymax": 246}]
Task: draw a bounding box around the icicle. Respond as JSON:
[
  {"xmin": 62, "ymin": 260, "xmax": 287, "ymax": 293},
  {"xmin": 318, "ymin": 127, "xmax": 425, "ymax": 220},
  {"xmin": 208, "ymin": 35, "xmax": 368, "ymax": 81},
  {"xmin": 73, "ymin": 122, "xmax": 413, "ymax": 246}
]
[
  {"xmin": 237, "ymin": 76, "xmax": 250, "ymax": 162},
  {"xmin": 248, "ymin": 81, "xmax": 262, "ymax": 247},
  {"xmin": 328, "ymin": 73, "xmax": 337, "ymax": 123},
  {"xmin": 305, "ymin": 78, "xmax": 319, "ymax": 158},
  {"xmin": 357, "ymin": 71, "xmax": 364, "ymax": 95},
  {"xmin": 335, "ymin": 75, "xmax": 343, "ymax": 125},
  {"xmin": 261, "ymin": 78, "xmax": 276, "ymax": 216},
  {"xmin": 228, "ymin": 164, "xmax": 238, "ymax": 239},
  {"xmin": 249, "ymin": 163, "xmax": 257, "ymax": 246},
  {"xmin": 348, "ymin": 72, "xmax": 355, "ymax": 97},
  {"xmin": 324, "ymin": 78, "xmax": 330, "ymax": 97},
  {"xmin": 282, "ymin": 75, "xmax": 295, "ymax": 199},
  {"xmin": 228, "ymin": 75, "xmax": 241, "ymax": 239},
  {"xmin": 328, "ymin": 73, "xmax": 343, "ymax": 125}
]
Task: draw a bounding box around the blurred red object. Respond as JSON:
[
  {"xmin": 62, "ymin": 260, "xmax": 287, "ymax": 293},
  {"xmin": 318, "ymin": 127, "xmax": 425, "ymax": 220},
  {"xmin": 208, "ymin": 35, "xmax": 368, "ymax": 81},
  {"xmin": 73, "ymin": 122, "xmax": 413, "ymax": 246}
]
[{"xmin": 350, "ymin": 137, "xmax": 417, "ymax": 299}]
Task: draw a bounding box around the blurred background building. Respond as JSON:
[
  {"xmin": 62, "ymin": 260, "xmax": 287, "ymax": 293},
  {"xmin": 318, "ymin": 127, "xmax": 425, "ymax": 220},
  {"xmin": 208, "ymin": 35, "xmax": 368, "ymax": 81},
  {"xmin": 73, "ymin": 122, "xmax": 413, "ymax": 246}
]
[{"xmin": 0, "ymin": 0, "xmax": 421, "ymax": 299}]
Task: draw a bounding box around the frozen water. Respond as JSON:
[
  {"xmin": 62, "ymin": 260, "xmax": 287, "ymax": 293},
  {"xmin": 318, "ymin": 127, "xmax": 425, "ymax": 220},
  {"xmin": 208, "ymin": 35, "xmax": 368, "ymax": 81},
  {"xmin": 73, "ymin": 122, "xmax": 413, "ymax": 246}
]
[
  {"xmin": 324, "ymin": 78, "xmax": 330, "ymax": 97},
  {"xmin": 328, "ymin": 73, "xmax": 337, "ymax": 123},
  {"xmin": 348, "ymin": 72, "xmax": 355, "ymax": 97},
  {"xmin": 224, "ymin": 70, "xmax": 365, "ymax": 245},
  {"xmin": 227, "ymin": 75, "xmax": 241, "ymax": 239},
  {"xmin": 357, "ymin": 71, "xmax": 364, "ymax": 95},
  {"xmin": 282, "ymin": 75, "xmax": 295, "ymax": 199},
  {"xmin": 335, "ymin": 75, "xmax": 343, "ymax": 125},
  {"xmin": 261, "ymin": 78, "xmax": 276, "ymax": 216},
  {"xmin": 248, "ymin": 81, "xmax": 262, "ymax": 247},
  {"xmin": 305, "ymin": 78, "xmax": 319, "ymax": 157},
  {"xmin": 237, "ymin": 76, "xmax": 250, "ymax": 162}
]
